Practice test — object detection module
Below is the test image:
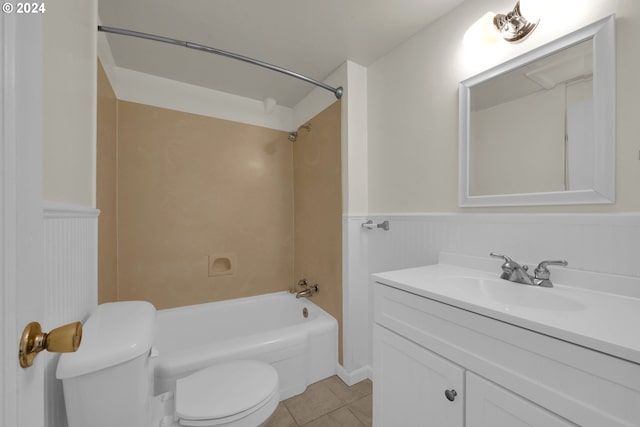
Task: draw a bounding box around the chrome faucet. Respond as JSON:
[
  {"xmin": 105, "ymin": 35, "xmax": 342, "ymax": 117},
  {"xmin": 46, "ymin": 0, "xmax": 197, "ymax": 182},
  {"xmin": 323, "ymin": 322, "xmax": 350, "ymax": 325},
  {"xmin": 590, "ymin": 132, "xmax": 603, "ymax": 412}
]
[
  {"xmin": 533, "ymin": 260, "xmax": 569, "ymax": 288},
  {"xmin": 490, "ymin": 253, "xmax": 567, "ymax": 288},
  {"xmin": 294, "ymin": 278, "xmax": 319, "ymax": 299}
]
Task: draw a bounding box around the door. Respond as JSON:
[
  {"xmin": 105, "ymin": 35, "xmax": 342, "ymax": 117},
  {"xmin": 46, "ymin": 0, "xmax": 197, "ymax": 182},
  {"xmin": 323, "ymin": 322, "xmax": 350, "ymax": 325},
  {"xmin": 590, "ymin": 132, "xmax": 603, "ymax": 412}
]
[
  {"xmin": 1, "ymin": 10, "xmax": 46, "ymax": 427},
  {"xmin": 466, "ymin": 372, "xmax": 578, "ymax": 427},
  {"xmin": 373, "ymin": 325, "xmax": 464, "ymax": 427}
]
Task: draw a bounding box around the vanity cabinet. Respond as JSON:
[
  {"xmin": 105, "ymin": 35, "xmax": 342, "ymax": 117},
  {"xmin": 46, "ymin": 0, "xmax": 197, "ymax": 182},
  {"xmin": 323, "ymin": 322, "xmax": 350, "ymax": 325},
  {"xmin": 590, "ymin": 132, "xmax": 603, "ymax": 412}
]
[
  {"xmin": 373, "ymin": 279, "xmax": 640, "ymax": 427},
  {"xmin": 374, "ymin": 325, "xmax": 463, "ymax": 427},
  {"xmin": 373, "ymin": 324, "xmax": 573, "ymax": 427},
  {"xmin": 466, "ymin": 372, "xmax": 575, "ymax": 427}
]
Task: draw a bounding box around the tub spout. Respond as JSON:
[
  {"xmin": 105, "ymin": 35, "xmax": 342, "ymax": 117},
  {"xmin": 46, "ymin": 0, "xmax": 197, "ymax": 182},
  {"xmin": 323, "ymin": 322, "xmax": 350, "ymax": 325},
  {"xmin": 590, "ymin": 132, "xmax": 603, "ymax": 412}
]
[
  {"xmin": 295, "ymin": 283, "xmax": 319, "ymax": 299},
  {"xmin": 296, "ymin": 289, "xmax": 313, "ymax": 298}
]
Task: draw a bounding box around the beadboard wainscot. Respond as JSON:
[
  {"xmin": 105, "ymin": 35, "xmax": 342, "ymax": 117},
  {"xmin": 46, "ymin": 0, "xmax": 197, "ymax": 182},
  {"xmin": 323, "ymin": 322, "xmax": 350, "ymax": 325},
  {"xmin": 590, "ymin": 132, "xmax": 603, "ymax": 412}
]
[{"xmin": 43, "ymin": 202, "xmax": 99, "ymax": 427}]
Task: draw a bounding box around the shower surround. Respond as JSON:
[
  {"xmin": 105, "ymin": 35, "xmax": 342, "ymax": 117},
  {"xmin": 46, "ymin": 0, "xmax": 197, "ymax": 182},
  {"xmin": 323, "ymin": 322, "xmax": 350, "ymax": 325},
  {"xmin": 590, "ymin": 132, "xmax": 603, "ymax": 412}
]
[{"xmin": 97, "ymin": 60, "xmax": 344, "ymax": 359}]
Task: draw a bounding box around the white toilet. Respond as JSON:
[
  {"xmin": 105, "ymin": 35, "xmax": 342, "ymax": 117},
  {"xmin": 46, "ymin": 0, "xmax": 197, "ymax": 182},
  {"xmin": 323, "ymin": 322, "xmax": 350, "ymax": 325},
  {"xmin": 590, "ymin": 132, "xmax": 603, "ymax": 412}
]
[{"xmin": 56, "ymin": 301, "xmax": 280, "ymax": 427}]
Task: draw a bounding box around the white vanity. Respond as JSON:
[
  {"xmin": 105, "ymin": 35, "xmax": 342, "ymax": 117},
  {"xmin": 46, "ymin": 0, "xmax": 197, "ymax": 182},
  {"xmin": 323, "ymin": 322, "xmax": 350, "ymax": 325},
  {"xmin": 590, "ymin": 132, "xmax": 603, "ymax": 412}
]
[{"xmin": 372, "ymin": 253, "xmax": 640, "ymax": 427}]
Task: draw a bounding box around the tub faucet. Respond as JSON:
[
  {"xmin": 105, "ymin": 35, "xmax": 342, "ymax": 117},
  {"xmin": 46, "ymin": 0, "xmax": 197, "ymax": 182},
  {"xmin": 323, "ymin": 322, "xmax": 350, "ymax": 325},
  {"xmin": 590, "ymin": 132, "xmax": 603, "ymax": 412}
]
[
  {"xmin": 294, "ymin": 278, "xmax": 319, "ymax": 298},
  {"xmin": 490, "ymin": 253, "xmax": 567, "ymax": 288}
]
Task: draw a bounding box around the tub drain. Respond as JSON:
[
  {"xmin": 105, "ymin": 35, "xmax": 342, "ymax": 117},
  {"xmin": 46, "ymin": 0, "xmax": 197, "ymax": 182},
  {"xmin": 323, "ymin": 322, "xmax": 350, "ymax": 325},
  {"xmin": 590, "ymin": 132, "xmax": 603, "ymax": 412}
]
[{"xmin": 302, "ymin": 307, "xmax": 309, "ymax": 318}]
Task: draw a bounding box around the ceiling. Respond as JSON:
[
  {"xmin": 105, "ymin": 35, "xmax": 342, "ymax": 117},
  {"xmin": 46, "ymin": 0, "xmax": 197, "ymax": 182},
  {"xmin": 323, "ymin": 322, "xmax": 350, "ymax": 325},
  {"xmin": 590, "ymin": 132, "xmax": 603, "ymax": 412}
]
[{"xmin": 99, "ymin": 0, "xmax": 464, "ymax": 107}]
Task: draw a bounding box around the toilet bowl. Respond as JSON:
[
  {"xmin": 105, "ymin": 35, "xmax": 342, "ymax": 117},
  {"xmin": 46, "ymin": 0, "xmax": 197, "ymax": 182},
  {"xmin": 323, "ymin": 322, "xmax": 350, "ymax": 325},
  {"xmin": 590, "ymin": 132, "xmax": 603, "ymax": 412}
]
[
  {"xmin": 173, "ymin": 360, "xmax": 279, "ymax": 427},
  {"xmin": 57, "ymin": 301, "xmax": 279, "ymax": 427}
]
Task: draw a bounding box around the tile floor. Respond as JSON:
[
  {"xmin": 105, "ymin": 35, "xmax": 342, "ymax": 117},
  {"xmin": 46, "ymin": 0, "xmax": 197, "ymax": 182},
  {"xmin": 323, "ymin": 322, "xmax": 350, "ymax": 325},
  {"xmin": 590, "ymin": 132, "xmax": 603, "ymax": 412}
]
[{"xmin": 266, "ymin": 376, "xmax": 372, "ymax": 427}]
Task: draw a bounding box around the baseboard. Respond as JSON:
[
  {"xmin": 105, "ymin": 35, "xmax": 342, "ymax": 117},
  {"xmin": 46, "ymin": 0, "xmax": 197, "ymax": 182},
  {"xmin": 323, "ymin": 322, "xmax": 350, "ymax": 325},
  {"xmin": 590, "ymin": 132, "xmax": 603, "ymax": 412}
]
[{"xmin": 336, "ymin": 364, "xmax": 372, "ymax": 386}]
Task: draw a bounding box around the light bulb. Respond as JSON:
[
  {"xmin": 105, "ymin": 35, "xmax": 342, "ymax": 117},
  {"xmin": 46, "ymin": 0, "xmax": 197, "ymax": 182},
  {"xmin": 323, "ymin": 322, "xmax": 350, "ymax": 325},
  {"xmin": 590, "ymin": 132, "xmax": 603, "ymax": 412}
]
[{"xmin": 463, "ymin": 12, "xmax": 500, "ymax": 48}]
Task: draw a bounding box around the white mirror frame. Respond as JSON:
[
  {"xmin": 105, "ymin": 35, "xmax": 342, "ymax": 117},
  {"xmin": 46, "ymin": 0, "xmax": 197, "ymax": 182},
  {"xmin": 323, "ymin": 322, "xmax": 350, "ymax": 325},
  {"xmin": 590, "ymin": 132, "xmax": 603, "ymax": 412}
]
[{"xmin": 459, "ymin": 15, "xmax": 615, "ymax": 207}]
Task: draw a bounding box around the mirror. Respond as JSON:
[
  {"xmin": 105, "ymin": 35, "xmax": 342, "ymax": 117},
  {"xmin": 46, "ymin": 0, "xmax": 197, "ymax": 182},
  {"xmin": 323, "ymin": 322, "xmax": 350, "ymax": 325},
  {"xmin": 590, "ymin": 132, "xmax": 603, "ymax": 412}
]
[{"xmin": 459, "ymin": 15, "xmax": 615, "ymax": 207}]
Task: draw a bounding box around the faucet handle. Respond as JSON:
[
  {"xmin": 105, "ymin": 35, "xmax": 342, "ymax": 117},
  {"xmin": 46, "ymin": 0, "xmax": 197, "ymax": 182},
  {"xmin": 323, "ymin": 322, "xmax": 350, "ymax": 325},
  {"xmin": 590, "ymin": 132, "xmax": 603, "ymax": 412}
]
[
  {"xmin": 490, "ymin": 253, "xmax": 522, "ymax": 280},
  {"xmin": 534, "ymin": 260, "xmax": 568, "ymax": 279},
  {"xmin": 490, "ymin": 252, "xmax": 512, "ymax": 263},
  {"xmin": 490, "ymin": 252, "xmax": 523, "ymax": 269}
]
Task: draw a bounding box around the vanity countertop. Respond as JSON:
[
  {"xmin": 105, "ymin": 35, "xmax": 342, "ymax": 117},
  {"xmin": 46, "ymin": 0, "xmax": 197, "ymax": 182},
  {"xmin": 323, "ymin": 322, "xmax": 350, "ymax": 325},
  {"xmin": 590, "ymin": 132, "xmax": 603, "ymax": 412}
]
[{"xmin": 373, "ymin": 260, "xmax": 640, "ymax": 365}]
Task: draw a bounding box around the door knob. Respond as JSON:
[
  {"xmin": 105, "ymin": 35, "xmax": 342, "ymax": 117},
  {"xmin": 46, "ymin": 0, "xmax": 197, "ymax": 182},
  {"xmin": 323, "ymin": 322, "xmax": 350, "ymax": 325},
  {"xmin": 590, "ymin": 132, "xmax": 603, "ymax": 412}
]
[
  {"xmin": 444, "ymin": 389, "xmax": 458, "ymax": 402},
  {"xmin": 19, "ymin": 321, "xmax": 82, "ymax": 368}
]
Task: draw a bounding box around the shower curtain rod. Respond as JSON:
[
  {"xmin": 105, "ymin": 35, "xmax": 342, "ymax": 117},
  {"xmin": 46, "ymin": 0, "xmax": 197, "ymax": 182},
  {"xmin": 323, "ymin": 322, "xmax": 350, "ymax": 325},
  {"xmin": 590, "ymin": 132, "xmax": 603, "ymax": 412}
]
[{"xmin": 98, "ymin": 26, "xmax": 344, "ymax": 100}]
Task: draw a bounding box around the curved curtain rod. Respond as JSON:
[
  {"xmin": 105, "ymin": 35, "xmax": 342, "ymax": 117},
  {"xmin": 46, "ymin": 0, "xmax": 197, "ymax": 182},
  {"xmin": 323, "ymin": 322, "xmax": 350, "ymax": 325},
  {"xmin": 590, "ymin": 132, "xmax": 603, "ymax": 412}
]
[{"xmin": 98, "ymin": 26, "xmax": 343, "ymax": 100}]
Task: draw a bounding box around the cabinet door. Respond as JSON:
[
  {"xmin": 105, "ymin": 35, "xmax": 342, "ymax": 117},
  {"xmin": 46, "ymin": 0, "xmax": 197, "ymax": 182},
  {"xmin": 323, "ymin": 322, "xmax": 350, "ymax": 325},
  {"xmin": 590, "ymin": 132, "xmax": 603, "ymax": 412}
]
[
  {"xmin": 373, "ymin": 325, "xmax": 464, "ymax": 427},
  {"xmin": 466, "ymin": 372, "xmax": 577, "ymax": 427}
]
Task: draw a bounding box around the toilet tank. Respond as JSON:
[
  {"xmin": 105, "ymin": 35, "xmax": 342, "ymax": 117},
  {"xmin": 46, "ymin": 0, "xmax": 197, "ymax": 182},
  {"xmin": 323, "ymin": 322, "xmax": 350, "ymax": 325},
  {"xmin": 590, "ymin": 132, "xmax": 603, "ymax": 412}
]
[{"xmin": 57, "ymin": 301, "xmax": 157, "ymax": 427}]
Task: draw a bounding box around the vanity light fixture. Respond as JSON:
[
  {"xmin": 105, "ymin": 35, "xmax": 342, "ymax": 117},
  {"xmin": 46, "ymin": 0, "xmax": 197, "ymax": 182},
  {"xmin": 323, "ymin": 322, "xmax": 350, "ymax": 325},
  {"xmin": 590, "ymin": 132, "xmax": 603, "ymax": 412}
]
[
  {"xmin": 493, "ymin": 1, "xmax": 539, "ymax": 43},
  {"xmin": 463, "ymin": 12, "xmax": 500, "ymax": 48}
]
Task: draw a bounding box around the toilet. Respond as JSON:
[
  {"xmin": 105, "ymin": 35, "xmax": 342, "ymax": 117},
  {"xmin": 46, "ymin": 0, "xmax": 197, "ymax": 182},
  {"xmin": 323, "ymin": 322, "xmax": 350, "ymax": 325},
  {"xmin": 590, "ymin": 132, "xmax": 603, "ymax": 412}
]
[{"xmin": 56, "ymin": 301, "xmax": 279, "ymax": 427}]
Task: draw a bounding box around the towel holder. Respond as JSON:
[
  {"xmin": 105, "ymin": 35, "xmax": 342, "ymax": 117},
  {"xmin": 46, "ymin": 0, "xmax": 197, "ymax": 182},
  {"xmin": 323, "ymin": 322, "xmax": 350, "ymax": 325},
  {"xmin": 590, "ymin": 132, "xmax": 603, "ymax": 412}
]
[{"xmin": 361, "ymin": 220, "xmax": 390, "ymax": 231}]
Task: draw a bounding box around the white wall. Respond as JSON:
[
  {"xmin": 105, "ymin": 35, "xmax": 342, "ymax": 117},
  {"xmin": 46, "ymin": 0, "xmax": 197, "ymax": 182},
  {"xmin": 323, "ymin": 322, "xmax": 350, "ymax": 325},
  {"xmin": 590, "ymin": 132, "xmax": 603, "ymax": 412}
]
[
  {"xmin": 43, "ymin": 0, "xmax": 97, "ymax": 207},
  {"xmin": 367, "ymin": 0, "xmax": 640, "ymax": 213}
]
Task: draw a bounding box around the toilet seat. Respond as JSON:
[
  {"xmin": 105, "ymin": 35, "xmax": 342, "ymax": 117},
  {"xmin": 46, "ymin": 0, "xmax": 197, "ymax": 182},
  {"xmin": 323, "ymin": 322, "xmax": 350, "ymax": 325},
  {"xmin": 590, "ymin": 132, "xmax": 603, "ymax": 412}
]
[{"xmin": 175, "ymin": 360, "xmax": 279, "ymax": 427}]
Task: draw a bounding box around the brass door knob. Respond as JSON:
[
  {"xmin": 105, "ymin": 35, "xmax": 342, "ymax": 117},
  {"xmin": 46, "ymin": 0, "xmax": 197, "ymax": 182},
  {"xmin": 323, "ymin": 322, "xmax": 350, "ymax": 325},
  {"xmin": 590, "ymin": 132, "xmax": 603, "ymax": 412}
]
[{"xmin": 19, "ymin": 321, "xmax": 82, "ymax": 368}]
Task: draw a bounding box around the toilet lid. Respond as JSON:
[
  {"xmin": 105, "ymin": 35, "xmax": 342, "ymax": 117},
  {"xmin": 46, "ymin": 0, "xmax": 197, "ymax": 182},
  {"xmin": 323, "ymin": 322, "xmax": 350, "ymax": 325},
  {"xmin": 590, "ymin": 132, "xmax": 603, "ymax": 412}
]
[{"xmin": 175, "ymin": 360, "xmax": 278, "ymax": 422}]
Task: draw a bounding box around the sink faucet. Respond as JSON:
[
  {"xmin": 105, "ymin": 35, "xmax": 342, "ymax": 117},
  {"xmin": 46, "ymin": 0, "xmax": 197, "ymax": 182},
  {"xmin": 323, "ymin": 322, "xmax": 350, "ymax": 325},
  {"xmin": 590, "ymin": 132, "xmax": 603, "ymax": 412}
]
[
  {"xmin": 490, "ymin": 253, "xmax": 567, "ymax": 288},
  {"xmin": 533, "ymin": 260, "xmax": 569, "ymax": 288}
]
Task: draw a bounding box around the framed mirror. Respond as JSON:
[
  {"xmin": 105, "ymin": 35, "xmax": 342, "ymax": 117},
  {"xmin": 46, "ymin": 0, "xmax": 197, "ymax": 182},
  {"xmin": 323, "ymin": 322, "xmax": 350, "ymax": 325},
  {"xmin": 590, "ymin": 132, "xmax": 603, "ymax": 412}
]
[{"xmin": 459, "ymin": 15, "xmax": 615, "ymax": 207}]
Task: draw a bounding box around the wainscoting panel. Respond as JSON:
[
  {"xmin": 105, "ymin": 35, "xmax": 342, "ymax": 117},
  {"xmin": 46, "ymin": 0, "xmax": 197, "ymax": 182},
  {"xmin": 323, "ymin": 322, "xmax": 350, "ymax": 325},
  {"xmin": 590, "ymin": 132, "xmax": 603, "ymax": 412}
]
[
  {"xmin": 366, "ymin": 214, "xmax": 640, "ymax": 278},
  {"xmin": 43, "ymin": 203, "xmax": 99, "ymax": 427}
]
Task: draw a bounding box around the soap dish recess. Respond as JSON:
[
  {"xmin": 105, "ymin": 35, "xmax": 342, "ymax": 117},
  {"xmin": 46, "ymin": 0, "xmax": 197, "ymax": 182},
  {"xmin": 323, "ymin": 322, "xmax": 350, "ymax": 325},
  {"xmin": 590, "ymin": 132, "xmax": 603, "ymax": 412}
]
[{"xmin": 208, "ymin": 254, "xmax": 236, "ymax": 277}]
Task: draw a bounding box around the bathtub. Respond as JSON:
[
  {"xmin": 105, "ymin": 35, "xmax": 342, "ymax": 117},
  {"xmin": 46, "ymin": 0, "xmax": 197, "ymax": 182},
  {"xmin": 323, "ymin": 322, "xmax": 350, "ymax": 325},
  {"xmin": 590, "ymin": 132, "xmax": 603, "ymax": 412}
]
[{"xmin": 152, "ymin": 291, "xmax": 338, "ymax": 400}]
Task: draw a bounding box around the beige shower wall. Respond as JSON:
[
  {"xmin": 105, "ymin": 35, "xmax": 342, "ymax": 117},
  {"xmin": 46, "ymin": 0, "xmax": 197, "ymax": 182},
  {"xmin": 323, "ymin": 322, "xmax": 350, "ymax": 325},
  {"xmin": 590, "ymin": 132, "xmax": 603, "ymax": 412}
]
[
  {"xmin": 97, "ymin": 60, "xmax": 118, "ymax": 304},
  {"xmin": 115, "ymin": 101, "xmax": 294, "ymax": 309},
  {"xmin": 293, "ymin": 101, "xmax": 343, "ymax": 363}
]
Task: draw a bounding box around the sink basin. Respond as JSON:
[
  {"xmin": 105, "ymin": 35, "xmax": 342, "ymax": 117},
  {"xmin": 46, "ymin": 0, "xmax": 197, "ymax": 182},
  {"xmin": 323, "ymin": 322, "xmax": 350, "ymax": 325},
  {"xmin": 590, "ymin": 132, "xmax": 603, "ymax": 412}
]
[
  {"xmin": 438, "ymin": 276, "xmax": 586, "ymax": 311},
  {"xmin": 373, "ymin": 260, "xmax": 640, "ymax": 365}
]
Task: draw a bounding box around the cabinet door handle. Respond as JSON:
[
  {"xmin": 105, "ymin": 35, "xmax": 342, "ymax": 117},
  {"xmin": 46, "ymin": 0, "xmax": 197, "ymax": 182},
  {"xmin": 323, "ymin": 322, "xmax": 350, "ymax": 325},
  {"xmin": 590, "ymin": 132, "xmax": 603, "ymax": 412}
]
[{"xmin": 444, "ymin": 389, "xmax": 457, "ymax": 402}]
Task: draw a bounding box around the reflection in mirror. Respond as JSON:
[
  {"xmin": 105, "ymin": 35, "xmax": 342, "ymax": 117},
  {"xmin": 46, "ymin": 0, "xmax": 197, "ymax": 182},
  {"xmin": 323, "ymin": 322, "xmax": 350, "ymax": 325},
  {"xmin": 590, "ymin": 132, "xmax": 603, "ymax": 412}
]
[
  {"xmin": 470, "ymin": 40, "xmax": 593, "ymax": 196},
  {"xmin": 459, "ymin": 15, "xmax": 615, "ymax": 207}
]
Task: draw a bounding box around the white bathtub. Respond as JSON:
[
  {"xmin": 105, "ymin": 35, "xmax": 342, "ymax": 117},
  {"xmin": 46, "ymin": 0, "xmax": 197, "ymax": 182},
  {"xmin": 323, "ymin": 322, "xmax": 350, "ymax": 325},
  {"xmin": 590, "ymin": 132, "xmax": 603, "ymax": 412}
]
[{"xmin": 153, "ymin": 291, "xmax": 338, "ymax": 400}]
